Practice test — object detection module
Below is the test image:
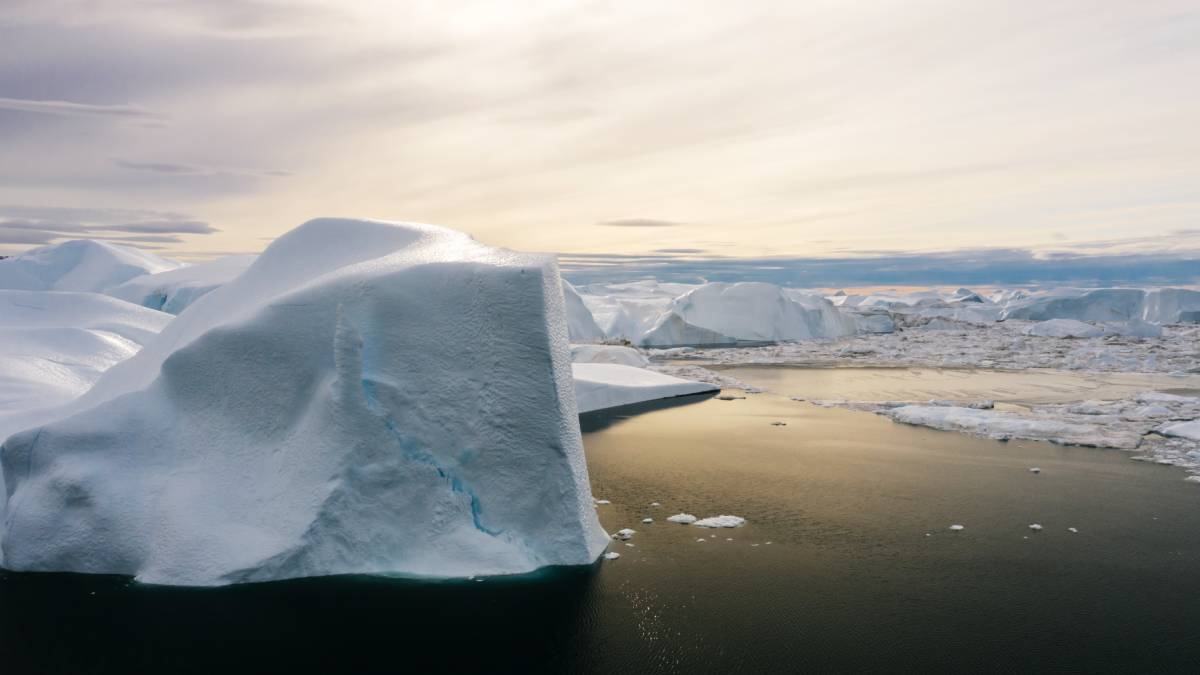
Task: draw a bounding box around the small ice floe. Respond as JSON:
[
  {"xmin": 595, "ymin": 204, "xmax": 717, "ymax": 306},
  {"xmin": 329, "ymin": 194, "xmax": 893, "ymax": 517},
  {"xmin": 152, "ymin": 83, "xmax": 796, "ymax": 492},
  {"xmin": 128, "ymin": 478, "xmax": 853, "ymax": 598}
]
[
  {"xmin": 1029, "ymin": 467, "xmax": 1041, "ymax": 474},
  {"xmin": 604, "ymin": 552, "xmax": 621, "ymax": 560},
  {"xmin": 614, "ymin": 528, "xmax": 636, "ymax": 540},
  {"xmin": 716, "ymin": 395, "xmax": 745, "ymax": 401},
  {"xmin": 949, "ymin": 524, "xmax": 965, "ymax": 531},
  {"xmin": 693, "ymin": 515, "xmax": 746, "ymax": 528},
  {"xmin": 751, "ymin": 543, "xmax": 760, "ymax": 547},
  {"xmin": 1067, "ymin": 527, "xmax": 1079, "ymax": 533},
  {"xmin": 595, "ymin": 499, "xmax": 611, "ymax": 505},
  {"xmin": 625, "ymin": 543, "xmax": 635, "ymax": 547},
  {"xmin": 696, "ymin": 538, "xmax": 707, "ymax": 543},
  {"xmin": 925, "ymin": 533, "xmax": 931, "ymax": 537},
  {"xmin": 649, "ymin": 502, "xmax": 661, "ymax": 507},
  {"xmin": 790, "ymin": 396, "xmax": 806, "ymax": 402},
  {"xmin": 765, "ymin": 541, "xmax": 772, "ymax": 545},
  {"xmin": 667, "ymin": 513, "xmax": 698, "ymax": 524},
  {"xmin": 1029, "ymin": 524, "xmax": 1043, "ymax": 531},
  {"xmin": 770, "ymin": 421, "xmax": 787, "ymax": 427},
  {"xmin": 1186, "ymin": 476, "xmax": 1200, "ymax": 484},
  {"xmin": 642, "ymin": 518, "xmax": 654, "ymax": 524}
]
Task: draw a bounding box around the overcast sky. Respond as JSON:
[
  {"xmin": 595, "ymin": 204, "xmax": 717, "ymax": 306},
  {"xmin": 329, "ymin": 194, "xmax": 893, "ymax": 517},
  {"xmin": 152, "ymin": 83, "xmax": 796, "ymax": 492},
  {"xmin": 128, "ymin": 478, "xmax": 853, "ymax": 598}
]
[{"xmin": 1, "ymin": 0, "xmax": 1198, "ymax": 283}]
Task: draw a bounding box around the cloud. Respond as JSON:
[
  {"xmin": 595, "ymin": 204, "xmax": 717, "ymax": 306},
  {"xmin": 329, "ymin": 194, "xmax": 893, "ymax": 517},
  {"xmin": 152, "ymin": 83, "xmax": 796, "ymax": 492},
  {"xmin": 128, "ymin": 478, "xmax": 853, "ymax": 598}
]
[
  {"xmin": 597, "ymin": 218, "xmax": 683, "ymax": 228},
  {"xmin": 111, "ymin": 158, "xmax": 291, "ymax": 178},
  {"xmin": 0, "ymin": 205, "xmax": 219, "ymax": 249},
  {"xmin": 559, "ymin": 246, "xmax": 1200, "ymax": 288},
  {"xmin": 0, "ymin": 96, "xmax": 160, "ymax": 120}
]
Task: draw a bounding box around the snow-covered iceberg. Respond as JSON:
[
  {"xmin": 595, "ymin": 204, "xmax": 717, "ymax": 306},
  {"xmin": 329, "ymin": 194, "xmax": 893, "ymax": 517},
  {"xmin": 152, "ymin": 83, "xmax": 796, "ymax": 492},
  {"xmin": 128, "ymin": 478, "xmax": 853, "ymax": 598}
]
[
  {"xmin": 0, "ymin": 239, "xmax": 179, "ymax": 293},
  {"xmin": 105, "ymin": 254, "xmax": 256, "ymax": 314},
  {"xmin": 1, "ymin": 218, "xmax": 608, "ymax": 585}
]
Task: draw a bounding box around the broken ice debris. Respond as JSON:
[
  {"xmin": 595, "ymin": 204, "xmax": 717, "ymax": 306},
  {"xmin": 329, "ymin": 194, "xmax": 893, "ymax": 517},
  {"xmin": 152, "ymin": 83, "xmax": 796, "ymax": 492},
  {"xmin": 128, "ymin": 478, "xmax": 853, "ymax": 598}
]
[
  {"xmin": 693, "ymin": 515, "xmax": 746, "ymax": 528},
  {"xmin": 667, "ymin": 513, "xmax": 698, "ymax": 524}
]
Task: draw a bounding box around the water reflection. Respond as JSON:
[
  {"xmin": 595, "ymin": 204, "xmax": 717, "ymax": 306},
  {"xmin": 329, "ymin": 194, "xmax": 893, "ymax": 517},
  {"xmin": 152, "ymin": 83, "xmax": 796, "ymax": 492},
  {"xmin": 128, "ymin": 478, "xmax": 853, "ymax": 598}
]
[{"xmin": 0, "ymin": 565, "xmax": 600, "ymax": 674}]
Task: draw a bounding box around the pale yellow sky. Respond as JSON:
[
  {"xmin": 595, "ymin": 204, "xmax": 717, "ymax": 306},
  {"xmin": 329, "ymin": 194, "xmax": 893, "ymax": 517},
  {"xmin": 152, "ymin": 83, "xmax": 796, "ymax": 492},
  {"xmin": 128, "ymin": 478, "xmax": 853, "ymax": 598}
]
[{"xmin": 1, "ymin": 0, "xmax": 1198, "ymax": 262}]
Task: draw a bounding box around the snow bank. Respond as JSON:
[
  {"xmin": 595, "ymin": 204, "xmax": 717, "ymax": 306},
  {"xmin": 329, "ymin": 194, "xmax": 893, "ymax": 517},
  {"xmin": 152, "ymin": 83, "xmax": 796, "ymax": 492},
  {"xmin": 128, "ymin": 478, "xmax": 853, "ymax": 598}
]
[
  {"xmin": 106, "ymin": 254, "xmax": 256, "ymax": 314},
  {"xmin": 572, "ymin": 363, "xmax": 716, "ymax": 413},
  {"xmin": 0, "ymin": 239, "xmax": 179, "ymax": 292},
  {"xmin": 1, "ymin": 218, "xmax": 608, "ymax": 585},
  {"xmin": 0, "ymin": 290, "xmax": 171, "ymax": 435}
]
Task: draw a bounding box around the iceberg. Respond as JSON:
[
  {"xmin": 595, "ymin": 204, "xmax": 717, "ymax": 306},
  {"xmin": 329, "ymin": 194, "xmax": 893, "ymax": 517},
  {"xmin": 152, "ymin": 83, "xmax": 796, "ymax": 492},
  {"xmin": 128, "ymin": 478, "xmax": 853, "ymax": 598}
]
[
  {"xmin": 1, "ymin": 218, "xmax": 608, "ymax": 585},
  {"xmin": 572, "ymin": 363, "xmax": 717, "ymax": 413},
  {"xmin": 0, "ymin": 239, "xmax": 179, "ymax": 292},
  {"xmin": 1024, "ymin": 319, "xmax": 1104, "ymax": 338},
  {"xmin": 105, "ymin": 254, "xmax": 257, "ymax": 314},
  {"xmin": 561, "ymin": 281, "xmax": 605, "ymax": 343}
]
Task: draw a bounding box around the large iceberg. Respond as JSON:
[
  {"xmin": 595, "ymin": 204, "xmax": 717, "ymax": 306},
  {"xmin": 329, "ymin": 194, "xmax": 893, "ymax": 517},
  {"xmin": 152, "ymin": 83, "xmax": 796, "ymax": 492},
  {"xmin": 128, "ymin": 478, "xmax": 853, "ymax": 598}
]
[
  {"xmin": 572, "ymin": 363, "xmax": 717, "ymax": 413},
  {"xmin": 0, "ymin": 239, "xmax": 180, "ymax": 292},
  {"xmin": 1, "ymin": 218, "xmax": 608, "ymax": 585}
]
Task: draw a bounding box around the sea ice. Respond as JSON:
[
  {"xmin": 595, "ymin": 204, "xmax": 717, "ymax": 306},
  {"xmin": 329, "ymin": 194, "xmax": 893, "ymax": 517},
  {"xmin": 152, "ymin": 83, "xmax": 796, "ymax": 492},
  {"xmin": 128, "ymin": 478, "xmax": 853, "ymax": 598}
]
[
  {"xmin": 667, "ymin": 514, "xmax": 698, "ymax": 524},
  {"xmin": 604, "ymin": 552, "xmax": 621, "ymax": 560}
]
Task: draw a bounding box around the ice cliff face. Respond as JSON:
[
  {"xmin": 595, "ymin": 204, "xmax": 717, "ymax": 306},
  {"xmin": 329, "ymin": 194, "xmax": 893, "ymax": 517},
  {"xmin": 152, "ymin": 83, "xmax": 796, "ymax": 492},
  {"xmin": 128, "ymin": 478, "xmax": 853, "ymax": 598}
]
[{"xmin": 0, "ymin": 218, "xmax": 608, "ymax": 585}]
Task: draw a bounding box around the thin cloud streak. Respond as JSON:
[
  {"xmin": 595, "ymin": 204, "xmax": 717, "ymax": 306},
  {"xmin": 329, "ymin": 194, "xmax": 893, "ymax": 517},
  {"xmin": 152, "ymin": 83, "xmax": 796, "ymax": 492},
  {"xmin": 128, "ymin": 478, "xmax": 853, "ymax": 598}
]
[{"xmin": 0, "ymin": 96, "xmax": 160, "ymax": 119}]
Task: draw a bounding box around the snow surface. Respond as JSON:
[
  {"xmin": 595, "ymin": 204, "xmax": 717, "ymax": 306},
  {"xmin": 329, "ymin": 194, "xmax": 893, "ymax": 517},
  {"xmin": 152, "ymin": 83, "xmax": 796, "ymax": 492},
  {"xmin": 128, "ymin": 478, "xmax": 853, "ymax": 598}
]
[
  {"xmin": 572, "ymin": 363, "xmax": 717, "ymax": 413},
  {"xmin": 0, "ymin": 239, "xmax": 179, "ymax": 292},
  {"xmin": 105, "ymin": 254, "xmax": 256, "ymax": 314},
  {"xmin": 0, "ymin": 290, "xmax": 171, "ymax": 438},
  {"xmin": 1, "ymin": 218, "xmax": 609, "ymax": 585}
]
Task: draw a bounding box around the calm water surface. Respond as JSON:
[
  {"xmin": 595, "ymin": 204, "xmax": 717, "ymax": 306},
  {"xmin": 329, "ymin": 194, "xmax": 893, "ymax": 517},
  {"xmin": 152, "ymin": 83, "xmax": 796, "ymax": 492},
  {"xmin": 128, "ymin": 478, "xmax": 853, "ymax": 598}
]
[{"xmin": 2, "ymin": 369, "xmax": 1199, "ymax": 674}]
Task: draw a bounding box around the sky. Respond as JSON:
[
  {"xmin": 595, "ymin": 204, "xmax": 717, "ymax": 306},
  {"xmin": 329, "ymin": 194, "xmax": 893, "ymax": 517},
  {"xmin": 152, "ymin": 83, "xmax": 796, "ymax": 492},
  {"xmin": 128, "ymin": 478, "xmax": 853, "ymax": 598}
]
[{"xmin": 1, "ymin": 0, "xmax": 1198, "ymax": 284}]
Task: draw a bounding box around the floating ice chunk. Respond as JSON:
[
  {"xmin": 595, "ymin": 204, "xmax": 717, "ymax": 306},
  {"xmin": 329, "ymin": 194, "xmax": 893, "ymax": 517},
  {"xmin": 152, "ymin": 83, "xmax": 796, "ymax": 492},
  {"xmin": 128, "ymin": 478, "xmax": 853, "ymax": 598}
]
[
  {"xmin": 1029, "ymin": 524, "xmax": 1043, "ymax": 531},
  {"xmin": 595, "ymin": 499, "xmax": 611, "ymax": 505},
  {"xmin": 667, "ymin": 513, "xmax": 698, "ymax": 524},
  {"xmin": 1067, "ymin": 527, "xmax": 1079, "ymax": 533},
  {"xmin": 1029, "ymin": 467, "xmax": 1041, "ymax": 474},
  {"xmin": 572, "ymin": 363, "xmax": 716, "ymax": 413},
  {"xmin": 949, "ymin": 524, "xmax": 965, "ymax": 531},
  {"xmin": 1160, "ymin": 420, "xmax": 1200, "ymax": 442},
  {"xmin": 770, "ymin": 421, "xmax": 787, "ymax": 426},
  {"xmin": 716, "ymin": 395, "xmax": 745, "ymax": 401},
  {"xmin": 649, "ymin": 502, "xmax": 661, "ymax": 507},
  {"xmin": 693, "ymin": 515, "xmax": 746, "ymax": 528},
  {"xmin": 604, "ymin": 552, "xmax": 621, "ymax": 560},
  {"xmin": 614, "ymin": 529, "xmax": 636, "ymax": 541},
  {"xmin": 696, "ymin": 538, "xmax": 706, "ymax": 542},
  {"xmin": 641, "ymin": 518, "xmax": 653, "ymax": 523}
]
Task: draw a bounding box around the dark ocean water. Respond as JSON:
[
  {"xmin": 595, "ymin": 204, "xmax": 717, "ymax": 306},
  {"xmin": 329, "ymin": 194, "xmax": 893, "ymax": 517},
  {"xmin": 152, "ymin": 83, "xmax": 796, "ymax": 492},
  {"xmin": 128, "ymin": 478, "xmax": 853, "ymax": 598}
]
[{"xmin": 2, "ymin": 374, "xmax": 1198, "ymax": 674}]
